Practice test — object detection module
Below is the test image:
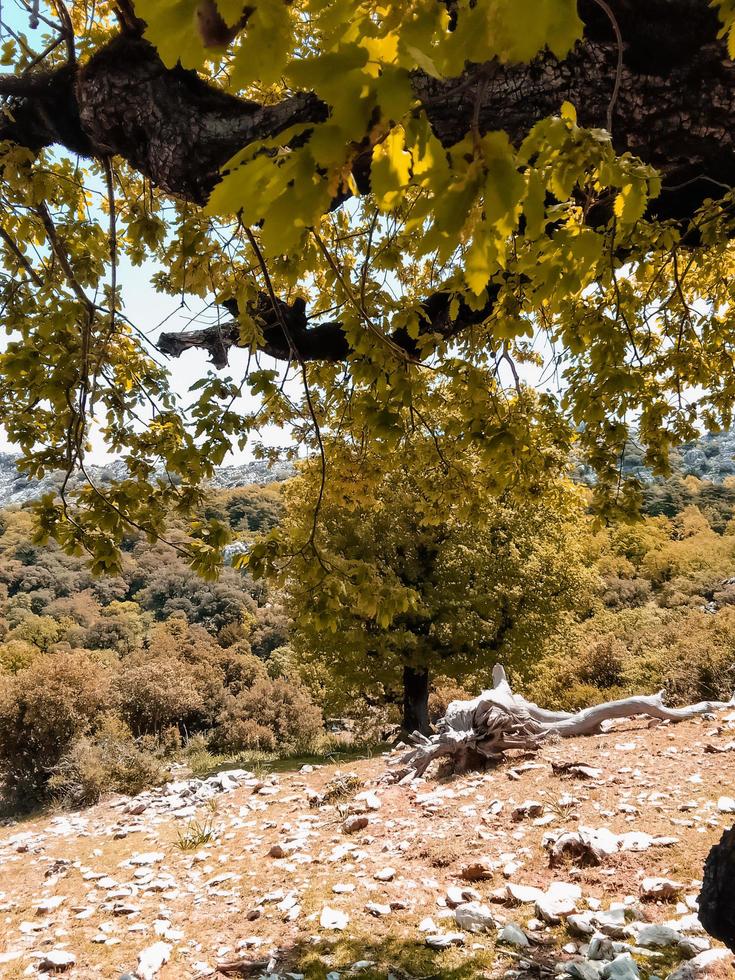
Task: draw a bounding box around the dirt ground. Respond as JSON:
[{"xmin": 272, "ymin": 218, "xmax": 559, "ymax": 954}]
[{"xmin": 1, "ymin": 713, "xmax": 734, "ymax": 979}]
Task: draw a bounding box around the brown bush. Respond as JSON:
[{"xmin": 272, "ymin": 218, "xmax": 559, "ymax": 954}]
[
  {"xmin": 0, "ymin": 650, "xmax": 112, "ymax": 807},
  {"xmin": 213, "ymin": 676, "xmax": 323, "ymax": 755},
  {"xmin": 49, "ymin": 715, "xmax": 167, "ymax": 808},
  {"xmin": 115, "ymin": 653, "xmax": 213, "ymax": 736}
]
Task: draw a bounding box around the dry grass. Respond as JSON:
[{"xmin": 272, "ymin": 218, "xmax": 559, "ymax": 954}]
[{"xmin": 0, "ymin": 715, "xmax": 733, "ymax": 977}]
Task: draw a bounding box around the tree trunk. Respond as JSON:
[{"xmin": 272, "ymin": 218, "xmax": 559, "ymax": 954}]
[
  {"xmin": 402, "ymin": 666, "xmax": 430, "ymax": 736},
  {"xmin": 699, "ymin": 825, "xmax": 735, "ymax": 953}
]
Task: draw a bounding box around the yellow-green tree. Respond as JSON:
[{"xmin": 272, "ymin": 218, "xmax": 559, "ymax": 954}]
[
  {"xmin": 2, "ymin": 2, "xmax": 735, "ymax": 580},
  {"xmin": 276, "ymin": 433, "xmax": 594, "ymax": 732}
]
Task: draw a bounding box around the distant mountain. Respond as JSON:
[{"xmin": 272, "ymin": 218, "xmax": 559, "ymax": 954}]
[
  {"xmin": 621, "ymin": 431, "xmax": 735, "ymax": 483},
  {"xmin": 0, "ymin": 453, "xmax": 294, "ymax": 508},
  {"xmin": 2, "ymin": 429, "xmax": 735, "ymax": 510},
  {"xmin": 571, "ymin": 430, "xmax": 735, "ymax": 486}
]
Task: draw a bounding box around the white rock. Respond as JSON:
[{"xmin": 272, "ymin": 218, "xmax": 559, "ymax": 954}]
[
  {"xmin": 588, "ymin": 936, "xmax": 617, "ymax": 961},
  {"xmin": 454, "ymin": 901, "xmax": 496, "ymax": 933},
  {"xmin": 667, "ymin": 948, "xmax": 732, "ymax": 980},
  {"xmin": 640, "ymin": 876, "xmax": 683, "ymax": 901},
  {"xmin": 535, "ymin": 882, "xmax": 582, "ymax": 923},
  {"xmin": 355, "ymin": 791, "xmax": 381, "ymax": 810},
  {"xmin": 600, "ymin": 953, "xmax": 639, "ymax": 979},
  {"xmin": 129, "ymin": 852, "xmax": 164, "ymax": 866},
  {"xmin": 374, "ymin": 867, "xmax": 395, "ymax": 882},
  {"xmin": 425, "ymin": 932, "xmax": 464, "ymax": 949},
  {"xmin": 594, "ymin": 907, "xmax": 627, "ymax": 938},
  {"xmin": 717, "ymin": 796, "xmax": 735, "ymax": 813},
  {"xmin": 635, "ymin": 923, "xmax": 683, "ymax": 948},
  {"xmin": 365, "ymin": 902, "xmax": 391, "ymax": 917},
  {"xmin": 565, "ymin": 960, "xmax": 603, "ymax": 980},
  {"xmin": 498, "ymin": 923, "xmax": 529, "ymax": 947},
  {"xmin": 34, "ymin": 896, "xmax": 66, "ymax": 914},
  {"xmin": 506, "ymin": 882, "xmax": 545, "ymax": 904},
  {"xmin": 36, "ymin": 950, "xmax": 76, "ymax": 972},
  {"xmin": 320, "ymin": 906, "xmax": 349, "ymax": 930},
  {"xmin": 567, "ymin": 913, "xmax": 596, "ymax": 936},
  {"xmin": 446, "ymin": 885, "xmax": 480, "ymax": 908},
  {"xmin": 136, "ymin": 941, "xmax": 172, "ymax": 979}
]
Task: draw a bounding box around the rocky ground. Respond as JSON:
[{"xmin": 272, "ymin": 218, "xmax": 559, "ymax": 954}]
[{"xmin": 1, "ymin": 716, "xmax": 735, "ymax": 980}]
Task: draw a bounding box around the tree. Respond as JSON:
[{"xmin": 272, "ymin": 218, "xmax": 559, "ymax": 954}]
[
  {"xmin": 278, "ymin": 436, "xmax": 593, "ymax": 732},
  {"xmin": 3, "ymin": 3, "xmax": 735, "ymax": 576}
]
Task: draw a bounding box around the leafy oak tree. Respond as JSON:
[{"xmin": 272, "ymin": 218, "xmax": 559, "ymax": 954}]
[
  {"xmin": 276, "ymin": 429, "xmax": 594, "ymax": 732},
  {"xmin": 2, "ymin": 1, "xmax": 735, "ymax": 583}
]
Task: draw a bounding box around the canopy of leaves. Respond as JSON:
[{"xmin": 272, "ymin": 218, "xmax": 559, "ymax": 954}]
[
  {"xmin": 2, "ymin": 1, "xmax": 735, "ymax": 595},
  {"xmin": 273, "ymin": 431, "xmax": 594, "ymax": 709}
]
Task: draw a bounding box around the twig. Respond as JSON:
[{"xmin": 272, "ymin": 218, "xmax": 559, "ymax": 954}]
[
  {"xmin": 243, "ymin": 224, "xmax": 331, "ymax": 570},
  {"xmin": 0, "ymin": 226, "xmax": 42, "ymax": 285},
  {"xmin": 592, "ymin": 0, "xmax": 623, "ymax": 134}
]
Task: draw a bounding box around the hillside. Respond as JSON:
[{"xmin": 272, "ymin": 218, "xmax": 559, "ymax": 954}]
[
  {"xmin": 0, "ymin": 455, "xmax": 294, "ymax": 509},
  {"xmin": 0, "ymin": 714, "xmax": 733, "ymax": 979},
  {"xmin": 3, "ymin": 429, "xmax": 735, "ymax": 512}
]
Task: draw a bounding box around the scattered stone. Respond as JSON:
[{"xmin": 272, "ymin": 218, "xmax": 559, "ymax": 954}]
[
  {"xmin": 320, "ymin": 906, "xmax": 349, "ymax": 930},
  {"xmin": 454, "ymin": 901, "xmax": 496, "ymax": 933},
  {"xmin": 425, "ymin": 931, "xmax": 465, "ymax": 949},
  {"xmin": 565, "ymin": 961, "xmax": 601, "ymax": 980},
  {"xmin": 136, "ymin": 942, "xmax": 171, "ymax": 979},
  {"xmin": 512, "ymin": 799, "xmax": 544, "ymax": 821},
  {"xmin": 365, "ymin": 901, "xmax": 391, "ymax": 917},
  {"xmin": 34, "ymin": 896, "xmax": 66, "ymax": 914},
  {"xmin": 536, "ymin": 882, "xmax": 581, "ymax": 924},
  {"xmin": 505, "ymin": 882, "xmax": 545, "ymax": 905},
  {"xmin": 640, "ymin": 876, "xmax": 684, "ymax": 901},
  {"xmin": 342, "ymin": 815, "xmax": 369, "ymax": 834},
  {"xmin": 667, "ymin": 948, "xmax": 732, "ymax": 980},
  {"xmin": 499, "ymin": 923, "xmax": 530, "ymax": 947},
  {"xmin": 635, "ymin": 924, "xmax": 683, "ymax": 948},
  {"xmin": 446, "ymin": 885, "xmax": 481, "ymax": 908},
  {"xmin": 36, "ymin": 949, "xmax": 76, "ymax": 972},
  {"xmin": 460, "ymin": 859, "xmax": 493, "ymax": 881}
]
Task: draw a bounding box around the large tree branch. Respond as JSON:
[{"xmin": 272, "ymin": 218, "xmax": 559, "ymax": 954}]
[
  {"xmin": 2, "ymin": 3, "xmax": 732, "ymax": 212},
  {"xmin": 1, "ymin": 1, "xmax": 733, "ymax": 363},
  {"xmin": 157, "ymin": 288, "xmax": 501, "ymax": 365}
]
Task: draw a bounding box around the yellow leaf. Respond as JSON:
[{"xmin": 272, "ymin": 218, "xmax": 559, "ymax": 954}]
[{"xmin": 371, "ymin": 125, "xmax": 412, "ymax": 211}]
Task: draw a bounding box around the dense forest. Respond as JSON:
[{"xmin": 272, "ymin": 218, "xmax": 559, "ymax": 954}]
[{"xmin": 3, "ymin": 464, "xmax": 735, "ymax": 813}]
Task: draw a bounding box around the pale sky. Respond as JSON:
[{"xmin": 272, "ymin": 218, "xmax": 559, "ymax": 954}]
[{"xmin": 0, "ymin": 252, "xmax": 295, "ymax": 464}]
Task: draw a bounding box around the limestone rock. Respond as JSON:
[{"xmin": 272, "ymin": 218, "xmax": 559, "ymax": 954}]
[
  {"xmin": 136, "ymin": 942, "xmax": 172, "ymax": 980},
  {"xmin": 454, "ymin": 901, "xmax": 496, "ymax": 933}
]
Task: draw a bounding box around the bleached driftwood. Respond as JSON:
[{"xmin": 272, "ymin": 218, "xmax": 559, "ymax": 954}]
[{"xmin": 392, "ymin": 665, "xmax": 735, "ymax": 780}]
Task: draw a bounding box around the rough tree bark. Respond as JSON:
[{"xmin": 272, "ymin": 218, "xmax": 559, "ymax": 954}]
[
  {"xmin": 402, "ymin": 666, "xmax": 431, "ymax": 736},
  {"xmin": 700, "ymin": 826, "xmax": 735, "ymax": 954},
  {"xmin": 1, "ymin": 2, "xmax": 735, "ymax": 365},
  {"xmin": 390, "ymin": 664, "xmax": 735, "ymax": 780}
]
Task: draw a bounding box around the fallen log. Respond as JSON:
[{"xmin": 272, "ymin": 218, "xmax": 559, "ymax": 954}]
[{"xmin": 390, "ymin": 665, "xmax": 735, "ymax": 781}]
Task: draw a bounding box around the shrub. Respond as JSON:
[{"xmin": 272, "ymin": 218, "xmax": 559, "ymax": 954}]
[
  {"xmin": 49, "ymin": 716, "xmax": 167, "ymax": 808},
  {"xmin": 115, "ymin": 653, "xmax": 211, "ymax": 736},
  {"xmin": 213, "ymin": 676, "xmax": 323, "ymax": 755},
  {"xmin": 577, "ymin": 637, "xmax": 627, "ymax": 689},
  {"xmin": 0, "ymin": 651, "xmax": 112, "ymax": 807},
  {"xmin": 428, "ymin": 678, "xmax": 473, "ymax": 723}
]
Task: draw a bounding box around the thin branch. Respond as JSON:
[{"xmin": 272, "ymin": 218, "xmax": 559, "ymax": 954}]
[
  {"xmin": 0, "ymin": 226, "xmax": 42, "ymax": 285},
  {"xmin": 244, "ymin": 224, "xmax": 331, "ymax": 571},
  {"xmin": 592, "ymin": 0, "xmax": 623, "ymax": 134}
]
